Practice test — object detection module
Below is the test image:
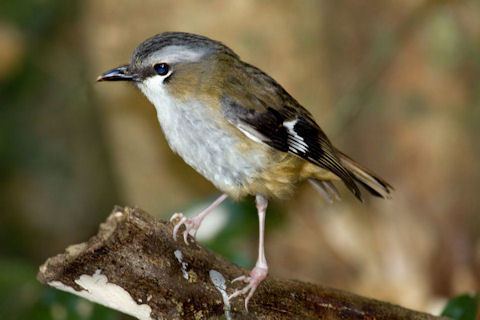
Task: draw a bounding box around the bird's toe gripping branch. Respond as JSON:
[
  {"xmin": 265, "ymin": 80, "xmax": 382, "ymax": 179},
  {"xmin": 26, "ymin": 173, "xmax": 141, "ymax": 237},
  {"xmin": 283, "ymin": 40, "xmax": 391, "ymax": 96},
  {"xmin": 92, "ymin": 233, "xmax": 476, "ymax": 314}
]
[
  {"xmin": 228, "ymin": 265, "xmax": 268, "ymax": 312},
  {"xmin": 170, "ymin": 193, "xmax": 229, "ymax": 245},
  {"xmin": 170, "ymin": 213, "xmax": 200, "ymax": 244}
]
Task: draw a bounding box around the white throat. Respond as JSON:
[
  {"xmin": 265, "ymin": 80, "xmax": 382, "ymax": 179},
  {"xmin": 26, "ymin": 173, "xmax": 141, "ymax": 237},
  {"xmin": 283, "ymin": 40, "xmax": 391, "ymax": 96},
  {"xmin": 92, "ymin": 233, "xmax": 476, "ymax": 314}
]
[{"xmin": 138, "ymin": 76, "xmax": 173, "ymax": 115}]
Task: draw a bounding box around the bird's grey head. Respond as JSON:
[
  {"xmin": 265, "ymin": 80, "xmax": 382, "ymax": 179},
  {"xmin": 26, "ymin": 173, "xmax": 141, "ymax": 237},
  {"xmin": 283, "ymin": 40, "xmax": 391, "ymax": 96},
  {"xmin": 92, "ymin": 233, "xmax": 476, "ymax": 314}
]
[{"xmin": 97, "ymin": 32, "xmax": 237, "ymax": 85}]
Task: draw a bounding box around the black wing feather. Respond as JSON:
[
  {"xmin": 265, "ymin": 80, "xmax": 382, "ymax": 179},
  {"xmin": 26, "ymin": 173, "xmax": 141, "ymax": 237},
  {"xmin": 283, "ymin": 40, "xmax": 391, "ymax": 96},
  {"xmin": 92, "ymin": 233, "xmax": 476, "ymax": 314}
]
[{"xmin": 221, "ymin": 94, "xmax": 362, "ymax": 200}]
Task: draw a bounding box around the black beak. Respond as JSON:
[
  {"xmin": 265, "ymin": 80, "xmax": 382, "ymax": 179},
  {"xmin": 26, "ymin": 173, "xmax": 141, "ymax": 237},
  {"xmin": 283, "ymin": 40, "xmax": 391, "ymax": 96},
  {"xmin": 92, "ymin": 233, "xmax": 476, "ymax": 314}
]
[{"xmin": 96, "ymin": 64, "xmax": 136, "ymax": 82}]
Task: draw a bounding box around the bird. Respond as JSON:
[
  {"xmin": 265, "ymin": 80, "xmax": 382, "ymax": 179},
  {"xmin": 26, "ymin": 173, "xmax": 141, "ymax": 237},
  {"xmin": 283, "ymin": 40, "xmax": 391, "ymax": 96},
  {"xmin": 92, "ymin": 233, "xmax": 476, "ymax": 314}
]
[{"xmin": 97, "ymin": 31, "xmax": 393, "ymax": 311}]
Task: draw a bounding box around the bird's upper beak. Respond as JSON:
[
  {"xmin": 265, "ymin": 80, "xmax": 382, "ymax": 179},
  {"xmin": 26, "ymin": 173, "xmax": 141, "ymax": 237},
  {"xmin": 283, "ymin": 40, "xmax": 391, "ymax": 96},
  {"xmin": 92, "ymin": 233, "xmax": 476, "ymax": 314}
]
[{"xmin": 96, "ymin": 64, "xmax": 136, "ymax": 82}]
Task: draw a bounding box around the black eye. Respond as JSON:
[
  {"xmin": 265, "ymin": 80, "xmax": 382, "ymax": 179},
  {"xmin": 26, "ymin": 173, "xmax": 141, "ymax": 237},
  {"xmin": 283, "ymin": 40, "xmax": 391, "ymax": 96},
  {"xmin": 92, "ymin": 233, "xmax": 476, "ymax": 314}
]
[{"xmin": 153, "ymin": 63, "xmax": 170, "ymax": 76}]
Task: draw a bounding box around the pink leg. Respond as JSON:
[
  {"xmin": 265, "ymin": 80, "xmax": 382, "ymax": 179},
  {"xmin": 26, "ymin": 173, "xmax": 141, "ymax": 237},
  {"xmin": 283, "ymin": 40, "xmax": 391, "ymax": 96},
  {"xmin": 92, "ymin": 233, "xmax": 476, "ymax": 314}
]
[
  {"xmin": 228, "ymin": 195, "xmax": 269, "ymax": 311},
  {"xmin": 170, "ymin": 193, "xmax": 228, "ymax": 244}
]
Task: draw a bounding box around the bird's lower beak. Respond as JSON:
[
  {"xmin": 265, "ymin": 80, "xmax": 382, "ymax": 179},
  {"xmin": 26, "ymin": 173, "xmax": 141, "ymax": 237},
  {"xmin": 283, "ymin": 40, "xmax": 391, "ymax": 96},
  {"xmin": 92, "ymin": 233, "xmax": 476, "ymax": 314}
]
[{"xmin": 96, "ymin": 64, "xmax": 136, "ymax": 82}]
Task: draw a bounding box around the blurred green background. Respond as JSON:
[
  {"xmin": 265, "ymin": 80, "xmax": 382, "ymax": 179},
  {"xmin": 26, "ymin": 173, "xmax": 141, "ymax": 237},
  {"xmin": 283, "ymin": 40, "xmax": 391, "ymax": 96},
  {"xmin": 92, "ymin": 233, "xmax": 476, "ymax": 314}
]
[{"xmin": 1, "ymin": 0, "xmax": 479, "ymax": 319}]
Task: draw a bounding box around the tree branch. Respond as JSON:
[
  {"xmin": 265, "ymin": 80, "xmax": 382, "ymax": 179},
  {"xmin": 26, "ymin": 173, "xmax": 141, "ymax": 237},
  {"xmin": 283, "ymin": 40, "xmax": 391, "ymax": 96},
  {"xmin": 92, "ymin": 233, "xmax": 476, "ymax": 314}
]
[{"xmin": 38, "ymin": 207, "xmax": 446, "ymax": 320}]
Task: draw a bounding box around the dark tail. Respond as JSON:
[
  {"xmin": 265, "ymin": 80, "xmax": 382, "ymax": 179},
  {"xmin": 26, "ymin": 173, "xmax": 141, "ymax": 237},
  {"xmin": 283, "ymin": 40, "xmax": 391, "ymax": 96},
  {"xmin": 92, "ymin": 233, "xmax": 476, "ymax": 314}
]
[{"xmin": 336, "ymin": 150, "xmax": 393, "ymax": 199}]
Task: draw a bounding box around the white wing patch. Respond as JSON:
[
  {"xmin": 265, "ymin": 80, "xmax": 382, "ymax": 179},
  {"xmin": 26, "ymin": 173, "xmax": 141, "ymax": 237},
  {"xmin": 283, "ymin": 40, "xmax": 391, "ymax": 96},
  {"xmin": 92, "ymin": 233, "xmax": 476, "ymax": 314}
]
[{"xmin": 283, "ymin": 119, "xmax": 309, "ymax": 153}]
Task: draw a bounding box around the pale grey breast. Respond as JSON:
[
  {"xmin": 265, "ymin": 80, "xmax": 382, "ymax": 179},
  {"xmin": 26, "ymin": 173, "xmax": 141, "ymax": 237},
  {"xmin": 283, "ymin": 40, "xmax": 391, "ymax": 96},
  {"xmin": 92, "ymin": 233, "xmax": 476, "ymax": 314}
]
[
  {"xmin": 160, "ymin": 100, "xmax": 267, "ymax": 192},
  {"xmin": 139, "ymin": 80, "xmax": 267, "ymax": 193}
]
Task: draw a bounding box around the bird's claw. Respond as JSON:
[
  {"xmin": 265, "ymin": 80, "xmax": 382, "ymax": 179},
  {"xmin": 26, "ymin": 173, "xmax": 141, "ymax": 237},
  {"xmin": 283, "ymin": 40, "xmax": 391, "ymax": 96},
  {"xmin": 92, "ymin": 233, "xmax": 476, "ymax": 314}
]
[
  {"xmin": 231, "ymin": 275, "xmax": 247, "ymax": 283},
  {"xmin": 170, "ymin": 213, "xmax": 199, "ymax": 245},
  {"xmin": 228, "ymin": 266, "xmax": 268, "ymax": 312}
]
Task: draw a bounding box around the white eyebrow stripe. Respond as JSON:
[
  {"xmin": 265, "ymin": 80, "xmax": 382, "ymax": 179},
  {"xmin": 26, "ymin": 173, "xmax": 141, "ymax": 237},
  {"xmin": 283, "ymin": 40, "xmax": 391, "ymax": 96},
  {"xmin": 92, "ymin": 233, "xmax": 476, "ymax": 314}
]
[{"xmin": 148, "ymin": 45, "xmax": 207, "ymax": 64}]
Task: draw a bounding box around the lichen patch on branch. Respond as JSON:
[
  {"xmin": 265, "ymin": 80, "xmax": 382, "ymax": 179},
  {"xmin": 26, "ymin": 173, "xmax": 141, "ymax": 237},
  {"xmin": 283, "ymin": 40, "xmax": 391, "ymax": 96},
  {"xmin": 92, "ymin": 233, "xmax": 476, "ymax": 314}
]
[
  {"xmin": 209, "ymin": 269, "xmax": 232, "ymax": 320},
  {"xmin": 49, "ymin": 270, "xmax": 153, "ymax": 320},
  {"xmin": 174, "ymin": 249, "xmax": 189, "ymax": 280}
]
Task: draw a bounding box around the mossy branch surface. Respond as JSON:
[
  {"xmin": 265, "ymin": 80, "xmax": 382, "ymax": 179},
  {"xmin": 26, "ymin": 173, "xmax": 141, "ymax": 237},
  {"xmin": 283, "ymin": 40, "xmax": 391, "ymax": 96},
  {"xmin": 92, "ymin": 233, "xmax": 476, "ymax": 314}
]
[{"xmin": 38, "ymin": 207, "xmax": 445, "ymax": 320}]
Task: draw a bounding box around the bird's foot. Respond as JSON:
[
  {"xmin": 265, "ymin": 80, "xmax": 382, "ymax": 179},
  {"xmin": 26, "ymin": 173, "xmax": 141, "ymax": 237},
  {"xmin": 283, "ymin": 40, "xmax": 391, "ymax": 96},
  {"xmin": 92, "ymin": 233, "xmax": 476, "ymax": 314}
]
[
  {"xmin": 169, "ymin": 213, "xmax": 201, "ymax": 244},
  {"xmin": 228, "ymin": 265, "xmax": 268, "ymax": 312}
]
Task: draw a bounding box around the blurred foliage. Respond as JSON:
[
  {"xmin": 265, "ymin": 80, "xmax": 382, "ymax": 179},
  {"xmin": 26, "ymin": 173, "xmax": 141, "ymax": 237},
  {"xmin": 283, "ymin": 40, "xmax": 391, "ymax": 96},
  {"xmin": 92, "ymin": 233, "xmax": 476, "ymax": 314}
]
[
  {"xmin": 0, "ymin": 0, "xmax": 118, "ymax": 259},
  {"xmin": 441, "ymin": 293, "xmax": 479, "ymax": 320},
  {"xmin": 1, "ymin": 0, "xmax": 120, "ymax": 317}
]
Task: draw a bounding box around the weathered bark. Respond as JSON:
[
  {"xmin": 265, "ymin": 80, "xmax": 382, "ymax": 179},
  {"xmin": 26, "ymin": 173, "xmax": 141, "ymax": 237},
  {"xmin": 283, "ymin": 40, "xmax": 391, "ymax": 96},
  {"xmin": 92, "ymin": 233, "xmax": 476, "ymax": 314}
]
[{"xmin": 38, "ymin": 207, "xmax": 445, "ymax": 320}]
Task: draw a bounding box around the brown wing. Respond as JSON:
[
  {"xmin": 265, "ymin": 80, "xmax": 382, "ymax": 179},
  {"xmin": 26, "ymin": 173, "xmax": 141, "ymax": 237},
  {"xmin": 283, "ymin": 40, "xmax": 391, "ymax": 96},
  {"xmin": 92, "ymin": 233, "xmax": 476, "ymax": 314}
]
[{"xmin": 221, "ymin": 62, "xmax": 362, "ymax": 200}]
